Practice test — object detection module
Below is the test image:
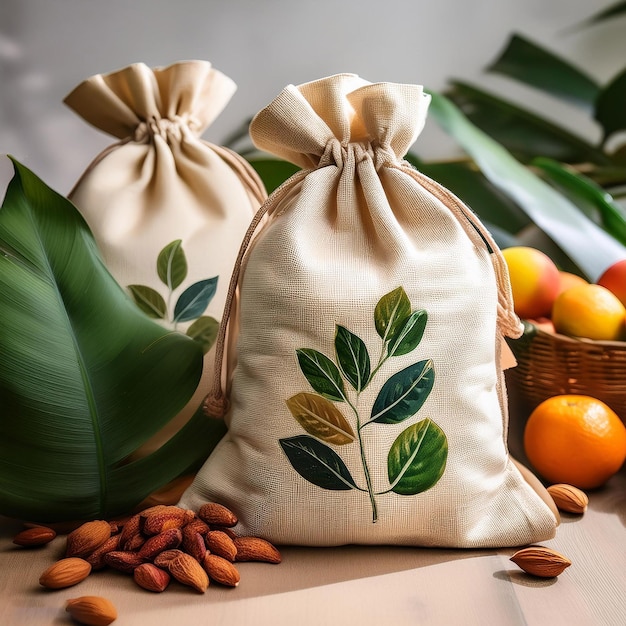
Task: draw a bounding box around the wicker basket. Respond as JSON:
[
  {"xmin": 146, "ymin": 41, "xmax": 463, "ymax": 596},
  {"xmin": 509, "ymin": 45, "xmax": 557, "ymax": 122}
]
[{"xmin": 506, "ymin": 321, "xmax": 626, "ymax": 422}]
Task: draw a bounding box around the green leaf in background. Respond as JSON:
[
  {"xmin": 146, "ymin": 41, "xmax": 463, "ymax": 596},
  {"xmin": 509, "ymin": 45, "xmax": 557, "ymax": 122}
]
[
  {"xmin": 279, "ymin": 435, "xmax": 358, "ymax": 490},
  {"xmin": 427, "ymin": 91, "xmax": 626, "ymax": 280},
  {"xmin": 157, "ymin": 239, "xmax": 187, "ymax": 291},
  {"xmin": 0, "ymin": 158, "xmax": 215, "ymax": 522},
  {"xmin": 369, "ymin": 360, "xmax": 435, "ymax": 425},
  {"xmin": 374, "ymin": 287, "xmax": 411, "ymax": 344},
  {"xmin": 595, "ymin": 68, "xmax": 626, "ymax": 145},
  {"xmin": 486, "ymin": 34, "xmax": 600, "ymax": 111},
  {"xmin": 335, "ymin": 325, "xmax": 371, "ymax": 392},
  {"xmin": 296, "ymin": 348, "xmax": 345, "ymax": 401},
  {"xmin": 387, "ymin": 418, "xmax": 448, "ymax": 495},
  {"xmin": 186, "ymin": 315, "xmax": 220, "ymax": 354},
  {"xmin": 573, "ymin": 0, "xmax": 626, "ymax": 28},
  {"xmin": 248, "ymin": 158, "xmax": 301, "ymax": 194},
  {"xmin": 127, "ymin": 284, "xmax": 167, "ymax": 319},
  {"xmin": 285, "ymin": 392, "xmax": 355, "ymax": 445},
  {"xmin": 387, "ymin": 310, "xmax": 428, "ymax": 358},
  {"xmin": 173, "ymin": 277, "xmax": 218, "ymax": 323}
]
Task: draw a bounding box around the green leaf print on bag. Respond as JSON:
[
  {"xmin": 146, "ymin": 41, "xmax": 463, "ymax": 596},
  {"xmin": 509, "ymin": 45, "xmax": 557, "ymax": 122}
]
[
  {"xmin": 128, "ymin": 240, "xmax": 219, "ymax": 354},
  {"xmin": 279, "ymin": 287, "xmax": 448, "ymax": 523}
]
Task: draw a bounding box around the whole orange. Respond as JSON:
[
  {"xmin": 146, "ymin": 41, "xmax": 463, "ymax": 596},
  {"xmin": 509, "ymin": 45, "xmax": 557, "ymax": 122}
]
[
  {"xmin": 502, "ymin": 246, "xmax": 561, "ymax": 319},
  {"xmin": 524, "ymin": 395, "xmax": 626, "ymax": 489},
  {"xmin": 597, "ymin": 258, "xmax": 626, "ymax": 308},
  {"xmin": 552, "ymin": 284, "xmax": 626, "ymax": 341}
]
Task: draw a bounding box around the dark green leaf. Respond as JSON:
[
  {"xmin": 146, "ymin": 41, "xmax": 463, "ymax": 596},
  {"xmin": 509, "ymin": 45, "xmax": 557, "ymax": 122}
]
[
  {"xmin": 335, "ymin": 325, "xmax": 371, "ymax": 392},
  {"xmin": 574, "ymin": 1, "xmax": 626, "ymax": 28},
  {"xmin": 370, "ymin": 360, "xmax": 434, "ymax": 424},
  {"xmin": 157, "ymin": 239, "xmax": 187, "ymax": 291},
  {"xmin": 296, "ymin": 348, "xmax": 345, "ymax": 401},
  {"xmin": 374, "ymin": 287, "xmax": 411, "ymax": 344},
  {"xmin": 173, "ymin": 277, "xmax": 218, "ymax": 323},
  {"xmin": 387, "ymin": 310, "xmax": 428, "ymax": 357},
  {"xmin": 279, "ymin": 435, "xmax": 357, "ymax": 490},
  {"xmin": 285, "ymin": 392, "xmax": 355, "ymax": 445},
  {"xmin": 248, "ymin": 158, "xmax": 301, "ymax": 194},
  {"xmin": 487, "ymin": 34, "xmax": 599, "ymax": 111},
  {"xmin": 387, "ymin": 419, "xmax": 448, "ymax": 495},
  {"xmin": 0, "ymin": 159, "xmax": 205, "ymax": 522},
  {"xmin": 127, "ymin": 284, "xmax": 167, "ymax": 319},
  {"xmin": 186, "ymin": 315, "xmax": 220, "ymax": 354},
  {"xmin": 595, "ymin": 68, "xmax": 626, "ymax": 144}
]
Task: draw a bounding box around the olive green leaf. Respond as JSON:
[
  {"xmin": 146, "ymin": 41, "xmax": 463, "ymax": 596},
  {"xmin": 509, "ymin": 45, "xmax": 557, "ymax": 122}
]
[
  {"xmin": 173, "ymin": 277, "xmax": 218, "ymax": 323},
  {"xmin": 127, "ymin": 284, "xmax": 167, "ymax": 319},
  {"xmin": 296, "ymin": 348, "xmax": 345, "ymax": 401},
  {"xmin": 374, "ymin": 287, "xmax": 411, "ymax": 344},
  {"xmin": 387, "ymin": 418, "xmax": 448, "ymax": 495},
  {"xmin": 286, "ymin": 392, "xmax": 355, "ymax": 445},
  {"xmin": 369, "ymin": 359, "xmax": 435, "ymax": 424},
  {"xmin": 186, "ymin": 315, "xmax": 220, "ymax": 354},
  {"xmin": 387, "ymin": 310, "xmax": 428, "ymax": 357},
  {"xmin": 157, "ymin": 239, "xmax": 187, "ymax": 291},
  {"xmin": 279, "ymin": 435, "xmax": 358, "ymax": 490},
  {"xmin": 335, "ymin": 325, "xmax": 371, "ymax": 392}
]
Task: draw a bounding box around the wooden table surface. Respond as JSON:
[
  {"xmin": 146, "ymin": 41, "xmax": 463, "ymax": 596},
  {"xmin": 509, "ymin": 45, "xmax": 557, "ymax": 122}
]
[{"xmin": 2, "ymin": 398, "xmax": 625, "ymax": 626}]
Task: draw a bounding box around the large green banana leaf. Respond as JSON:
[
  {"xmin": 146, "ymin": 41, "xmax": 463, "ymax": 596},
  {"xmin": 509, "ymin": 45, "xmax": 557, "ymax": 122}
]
[{"xmin": 0, "ymin": 159, "xmax": 225, "ymax": 523}]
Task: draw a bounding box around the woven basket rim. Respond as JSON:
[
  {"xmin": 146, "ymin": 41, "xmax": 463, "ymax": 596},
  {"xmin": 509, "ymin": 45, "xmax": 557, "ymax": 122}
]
[{"xmin": 522, "ymin": 320, "xmax": 626, "ymax": 350}]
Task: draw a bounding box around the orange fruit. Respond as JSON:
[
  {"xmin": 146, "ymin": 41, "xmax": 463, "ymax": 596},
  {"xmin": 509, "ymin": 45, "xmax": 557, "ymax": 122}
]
[
  {"xmin": 552, "ymin": 283, "xmax": 625, "ymax": 341},
  {"xmin": 502, "ymin": 246, "xmax": 560, "ymax": 319},
  {"xmin": 556, "ymin": 271, "xmax": 588, "ymax": 297},
  {"xmin": 524, "ymin": 395, "xmax": 626, "ymax": 489}
]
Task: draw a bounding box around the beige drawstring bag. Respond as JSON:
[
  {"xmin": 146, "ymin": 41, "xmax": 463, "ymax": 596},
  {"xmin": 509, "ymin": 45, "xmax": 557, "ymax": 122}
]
[
  {"xmin": 64, "ymin": 60, "xmax": 266, "ymax": 454},
  {"xmin": 179, "ymin": 74, "xmax": 559, "ymax": 547}
]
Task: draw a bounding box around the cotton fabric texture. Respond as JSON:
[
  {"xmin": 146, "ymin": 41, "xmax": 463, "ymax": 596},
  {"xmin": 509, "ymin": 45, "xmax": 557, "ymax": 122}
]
[
  {"xmin": 64, "ymin": 60, "xmax": 266, "ymax": 453},
  {"xmin": 179, "ymin": 74, "xmax": 558, "ymax": 547}
]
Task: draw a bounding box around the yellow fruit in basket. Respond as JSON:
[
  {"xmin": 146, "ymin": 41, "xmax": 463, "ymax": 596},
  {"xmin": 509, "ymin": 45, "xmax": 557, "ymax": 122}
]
[
  {"xmin": 502, "ymin": 246, "xmax": 561, "ymax": 319},
  {"xmin": 552, "ymin": 284, "xmax": 626, "ymax": 341},
  {"xmin": 557, "ymin": 271, "xmax": 588, "ymax": 296},
  {"xmin": 597, "ymin": 259, "xmax": 626, "ymax": 308},
  {"xmin": 524, "ymin": 395, "xmax": 626, "ymax": 489}
]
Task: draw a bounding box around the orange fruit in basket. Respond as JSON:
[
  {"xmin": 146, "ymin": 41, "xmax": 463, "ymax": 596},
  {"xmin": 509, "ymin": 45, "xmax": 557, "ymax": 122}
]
[
  {"xmin": 597, "ymin": 259, "xmax": 626, "ymax": 308},
  {"xmin": 552, "ymin": 284, "xmax": 626, "ymax": 341},
  {"xmin": 502, "ymin": 246, "xmax": 561, "ymax": 319},
  {"xmin": 524, "ymin": 395, "xmax": 626, "ymax": 489},
  {"xmin": 557, "ymin": 271, "xmax": 588, "ymax": 296}
]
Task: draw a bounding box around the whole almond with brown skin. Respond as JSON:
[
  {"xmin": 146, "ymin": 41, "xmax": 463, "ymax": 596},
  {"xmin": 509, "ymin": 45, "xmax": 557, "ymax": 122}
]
[
  {"xmin": 123, "ymin": 532, "xmax": 146, "ymax": 552},
  {"xmin": 168, "ymin": 552, "xmax": 209, "ymax": 593},
  {"xmin": 205, "ymin": 530, "xmax": 237, "ymax": 562},
  {"xmin": 13, "ymin": 526, "xmax": 56, "ymax": 547},
  {"xmin": 66, "ymin": 595, "xmax": 117, "ymax": 626},
  {"xmin": 233, "ymin": 536, "xmax": 281, "ymax": 564},
  {"xmin": 184, "ymin": 518, "xmax": 210, "ymax": 537},
  {"xmin": 203, "ymin": 554, "xmax": 240, "ymax": 587},
  {"xmin": 66, "ymin": 520, "xmax": 111, "ymax": 558},
  {"xmin": 86, "ymin": 535, "xmax": 121, "ymax": 570},
  {"xmin": 182, "ymin": 527, "xmax": 207, "ymax": 563},
  {"xmin": 547, "ymin": 484, "xmax": 589, "ymax": 515},
  {"xmin": 138, "ymin": 528, "xmax": 182, "ymax": 560},
  {"xmin": 103, "ymin": 551, "xmax": 146, "ymax": 573},
  {"xmin": 153, "ymin": 549, "xmax": 185, "ymax": 568},
  {"xmin": 134, "ymin": 563, "xmax": 171, "ymax": 593},
  {"xmin": 118, "ymin": 513, "xmax": 141, "ymax": 549},
  {"xmin": 198, "ymin": 502, "xmax": 238, "ymax": 528},
  {"xmin": 142, "ymin": 506, "xmax": 194, "ymax": 535},
  {"xmin": 39, "ymin": 557, "xmax": 92, "ymax": 589},
  {"xmin": 510, "ymin": 546, "xmax": 571, "ymax": 578}
]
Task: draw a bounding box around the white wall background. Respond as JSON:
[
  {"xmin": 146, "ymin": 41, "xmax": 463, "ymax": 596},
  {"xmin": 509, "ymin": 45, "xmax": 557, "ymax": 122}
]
[{"xmin": 1, "ymin": 0, "xmax": 624, "ymax": 196}]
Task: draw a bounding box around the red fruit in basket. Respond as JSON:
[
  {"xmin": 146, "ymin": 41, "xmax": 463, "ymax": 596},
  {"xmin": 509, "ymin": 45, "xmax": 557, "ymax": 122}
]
[
  {"xmin": 502, "ymin": 247, "xmax": 561, "ymax": 319},
  {"xmin": 597, "ymin": 259, "xmax": 626, "ymax": 308}
]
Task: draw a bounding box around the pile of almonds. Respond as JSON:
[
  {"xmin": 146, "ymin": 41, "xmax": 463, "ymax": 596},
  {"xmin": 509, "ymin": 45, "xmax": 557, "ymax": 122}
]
[{"xmin": 13, "ymin": 502, "xmax": 281, "ymax": 625}]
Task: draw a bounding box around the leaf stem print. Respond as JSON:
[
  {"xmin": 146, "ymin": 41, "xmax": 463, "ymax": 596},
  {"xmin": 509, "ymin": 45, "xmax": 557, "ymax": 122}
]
[
  {"xmin": 127, "ymin": 240, "xmax": 220, "ymax": 354},
  {"xmin": 280, "ymin": 287, "xmax": 448, "ymax": 524}
]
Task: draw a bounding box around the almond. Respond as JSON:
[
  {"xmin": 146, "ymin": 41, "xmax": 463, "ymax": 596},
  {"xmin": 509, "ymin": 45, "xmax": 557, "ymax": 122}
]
[
  {"xmin": 118, "ymin": 514, "xmax": 141, "ymax": 550},
  {"xmin": 153, "ymin": 549, "xmax": 185, "ymax": 568},
  {"xmin": 133, "ymin": 562, "xmax": 171, "ymax": 593},
  {"xmin": 66, "ymin": 520, "xmax": 111, "ymax": 558},
  {"xmin": 138, "ymin": 528, "xmax": 182, "ymax": 560},
  {"xmin": 103, "ymin": 550, "xmax": 146, "ymax": 573},
  {"xmin": 547, "ymin": 484, "xmax": 589, "ymax": 515},
  {"xmin": 123, "ymin": 532, "xmax": 146, "ymax": 552},
  {"xmin": 142, "ymin": 506, "xmax": 194, "ymax": 536},
  {"xmin": 203, "ymin": 554, "xmax": 240, "ymax": 587},
  {"xmin": 205, "ymin": 530, "xmax": 237, "ymax": 562},
  {"xmin": 86, "ymin": 535, "xmax": 121, "ymax": 570},
  {"xmin": 66, "ymin": 595, "xmax": 117, "ymax": 626},
  {"xmin": 39, "ymin": 557, "xmax": 92, "ymax": 589},
  {"xmin": 233, "ymin": 536, "xmax": 281, "ymax": 564},
  {"xmin": 168, "ymin": 552, "xmax": 209, "ymax": 593},
  {"xmin": 184, "ymin": 518, "xmax": 211, "ymax": 537},
  {"xmin": 182, "ymin": 526, "xmax": 207, "ymax": 563},
  {"xmin": 13, "ymin": 526, "xmax": 56, "ymax": 547},
  {"xmin": 198, "ymin": 502, "xmax": 238, "ymax": 528},
  {"xmin": 510, "ymin": 546, "xmax": 571, "ymax": 578}
]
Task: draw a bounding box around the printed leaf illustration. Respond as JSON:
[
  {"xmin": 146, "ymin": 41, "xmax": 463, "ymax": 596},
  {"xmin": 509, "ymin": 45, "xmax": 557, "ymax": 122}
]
[
  {"xmin": 157, "ymin": 239, "xmax": 187, "ymax": 291},
  {"xmin": 0, "ymin": 159, "xmax": 217, "ymax": 522},
  {"xmin": 173, "ymin": 277, "xmax": 218, "ymax": 323},
  {"xmin": 387, "ymin": 310, "xmax": 428, "ymax": 357},
  {"xmin": 279, "ymin": 435, "xmax": 358, "ymax": 490},
  {"xmin": 374, "ymin": 287, "xmax": 411, "ymax": 343},
  {"xmin": 370, "ymin": 359, "xmax": 435, "ymax": 424},
  {"xmin": 296, "ymin": 348, "xmax": 345, "ymax": 401},
  {"xmin": 186, "ymin": 315, "xmax": 220, "ymax": 354},
  {"xmin": 387, "ymin": 418, "xmax": 448, "ymax": 495},
  {"xmin": 127, "ymin": 284, "xmax": 167, "ymax": 319},
  {"xmin": 335, "ymin": 325, "xmax": 371, "ymax": 392},
  {"xmin": 286, "ymin": 392, "xmax": 355, "ymax": 445}
]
